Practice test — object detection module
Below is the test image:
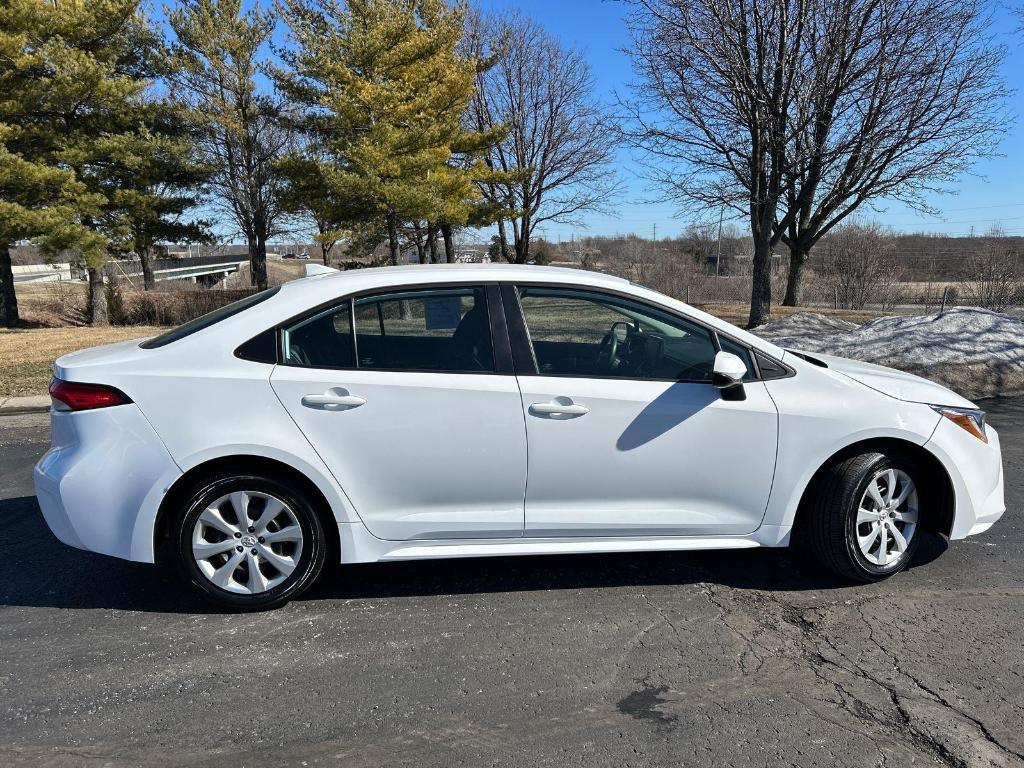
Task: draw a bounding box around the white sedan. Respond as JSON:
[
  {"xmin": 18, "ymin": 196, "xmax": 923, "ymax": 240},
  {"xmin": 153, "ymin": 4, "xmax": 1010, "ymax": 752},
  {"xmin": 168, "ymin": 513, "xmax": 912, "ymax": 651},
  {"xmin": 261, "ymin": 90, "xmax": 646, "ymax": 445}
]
[{"xmin": 35, "ymin": 264, "xmax": 1005, "ymax": 609}]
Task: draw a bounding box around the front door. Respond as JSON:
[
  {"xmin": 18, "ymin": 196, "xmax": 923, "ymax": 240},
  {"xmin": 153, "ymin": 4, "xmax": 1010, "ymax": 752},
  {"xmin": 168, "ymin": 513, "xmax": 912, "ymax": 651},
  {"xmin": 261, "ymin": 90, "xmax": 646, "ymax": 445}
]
[
  {"xmin": 271, "ymin": 284, "xmax": 528, "ymax": 541},
  {"xmin": 510, "ymin": 285, "xmax": 778, "ymax": 537}
]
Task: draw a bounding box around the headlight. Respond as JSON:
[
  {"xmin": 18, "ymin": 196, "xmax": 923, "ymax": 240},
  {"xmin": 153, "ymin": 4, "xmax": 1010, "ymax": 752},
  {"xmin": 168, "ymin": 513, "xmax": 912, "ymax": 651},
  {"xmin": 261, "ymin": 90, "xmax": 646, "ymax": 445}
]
[{"xmin": 931, "ymin": 405, "xmax": 988, "ymax": 443}]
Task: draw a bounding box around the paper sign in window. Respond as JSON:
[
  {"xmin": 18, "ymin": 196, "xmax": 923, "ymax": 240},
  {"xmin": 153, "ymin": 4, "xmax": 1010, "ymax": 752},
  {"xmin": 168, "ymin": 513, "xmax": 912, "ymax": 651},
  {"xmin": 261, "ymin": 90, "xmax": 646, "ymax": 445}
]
[{"xmin": 424, "ymin": 295, "xmax": 463, "ymax": 330}]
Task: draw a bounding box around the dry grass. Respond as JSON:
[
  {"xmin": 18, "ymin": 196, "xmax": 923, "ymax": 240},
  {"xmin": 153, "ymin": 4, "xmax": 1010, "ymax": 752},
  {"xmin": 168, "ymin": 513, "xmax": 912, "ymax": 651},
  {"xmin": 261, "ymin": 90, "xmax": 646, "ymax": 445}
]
[
  {"xmin": 15, "ymin": 281, "xmax": 90, "ymax": 327},
  {"xmin": 0, "ymin": 326, "xmax": 164, "ymax": 397}
]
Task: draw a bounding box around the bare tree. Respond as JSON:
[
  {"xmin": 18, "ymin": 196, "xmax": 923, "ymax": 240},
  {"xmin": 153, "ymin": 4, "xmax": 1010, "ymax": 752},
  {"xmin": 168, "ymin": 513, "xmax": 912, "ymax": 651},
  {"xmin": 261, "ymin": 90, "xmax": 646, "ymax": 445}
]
[
  {"xmin": 623, "ymin": 0, "xmax": 807, "ymax": 327},
  {"xmin": 963, "ymin": 227, "xmax": 1023, "ymax": 311},
  {"xmin": 167, "ymin": 0, "xmax": 290, "ymax": 291},
  {"xmin": 779, "ymin": 0, "xmax": 1008, "ymax": 306},
  {"xmin": 819, "ymin": 221, "xmax": 902, "ymax": 310},
  {"xmin": 467, "ymin": 11, "xmax": 619, "ymax": 264}
]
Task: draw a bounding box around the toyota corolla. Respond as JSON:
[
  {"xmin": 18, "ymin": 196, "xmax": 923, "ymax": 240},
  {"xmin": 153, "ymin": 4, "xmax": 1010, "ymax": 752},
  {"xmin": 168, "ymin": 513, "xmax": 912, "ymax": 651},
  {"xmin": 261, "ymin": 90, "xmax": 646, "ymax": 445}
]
[{"xmin": 34, "ymin": 264, "xmax": 1005, "ymax": 609}]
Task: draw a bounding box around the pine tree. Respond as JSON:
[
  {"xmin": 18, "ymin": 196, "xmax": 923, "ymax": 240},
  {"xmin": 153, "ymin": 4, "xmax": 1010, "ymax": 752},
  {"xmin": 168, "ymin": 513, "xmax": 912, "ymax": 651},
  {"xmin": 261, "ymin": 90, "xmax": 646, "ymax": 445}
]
[
  {"xmin": 101, "ymin": 108, "xmax": 213, "ymax": 290},
  {"xmin": 0, "ymin": 0, "xmax": 172, "ymax": 325},
  {"xmin": 275, "ymin": 0, "xmax": 499, "ymax": 265},
  {"xmin": 0, "ymin": 0, "xmax": 111, "ymax": 326}
]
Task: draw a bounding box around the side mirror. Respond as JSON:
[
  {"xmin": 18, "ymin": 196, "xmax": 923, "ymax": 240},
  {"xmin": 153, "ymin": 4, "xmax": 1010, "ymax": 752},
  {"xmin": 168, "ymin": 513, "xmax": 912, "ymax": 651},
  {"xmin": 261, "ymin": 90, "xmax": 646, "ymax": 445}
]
[{"xmin": 713, "ymin": 351, "xmax": 747, "ymax": 400}]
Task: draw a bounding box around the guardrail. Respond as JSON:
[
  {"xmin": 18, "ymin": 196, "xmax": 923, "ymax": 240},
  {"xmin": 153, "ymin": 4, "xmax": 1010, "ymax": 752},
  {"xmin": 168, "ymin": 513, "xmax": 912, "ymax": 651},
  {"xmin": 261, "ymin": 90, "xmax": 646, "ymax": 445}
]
[
  {"xmin": 12, "ymin": 263, "xmax": 73, "ymax": 283},
  {"xmin": 107, "ymin": 256, "xmax": 247, "ymax": 285}
]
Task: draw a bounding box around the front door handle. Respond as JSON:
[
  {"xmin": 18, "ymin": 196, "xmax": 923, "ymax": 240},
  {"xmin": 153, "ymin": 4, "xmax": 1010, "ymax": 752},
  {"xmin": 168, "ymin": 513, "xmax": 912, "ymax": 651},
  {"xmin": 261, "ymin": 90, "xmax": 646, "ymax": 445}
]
[
  {"xmin": 301, "ymin": 392, "xmax": 366, "ymax": 409},
  {"xmin": 529, "ymin": 399, "xmax": 589, "ymax": 417}
]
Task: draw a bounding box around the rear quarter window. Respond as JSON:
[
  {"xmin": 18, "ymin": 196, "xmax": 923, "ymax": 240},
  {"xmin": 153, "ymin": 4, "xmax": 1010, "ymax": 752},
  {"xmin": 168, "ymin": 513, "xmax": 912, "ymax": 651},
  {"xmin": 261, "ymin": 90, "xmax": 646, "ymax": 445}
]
[{"xmin": 139, "ymin": 288, "xmax": 280, "ymax": 349}]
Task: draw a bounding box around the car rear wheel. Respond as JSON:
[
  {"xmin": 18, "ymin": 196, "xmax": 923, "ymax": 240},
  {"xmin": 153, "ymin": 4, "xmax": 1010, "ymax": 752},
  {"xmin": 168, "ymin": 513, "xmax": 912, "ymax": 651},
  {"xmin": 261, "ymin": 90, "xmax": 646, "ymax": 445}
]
[
  {"xmin": 173, "ymin": 474, "xmax": 327, "ymax": 610},
  {"xmin": 807, "ymin": 452, "xmax": 922, "ymax": 582}
]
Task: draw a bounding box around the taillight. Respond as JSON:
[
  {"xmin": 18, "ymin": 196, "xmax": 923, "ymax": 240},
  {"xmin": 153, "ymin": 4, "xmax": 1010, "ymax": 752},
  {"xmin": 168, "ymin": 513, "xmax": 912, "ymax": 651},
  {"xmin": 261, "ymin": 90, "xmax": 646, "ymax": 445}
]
[{"xmin": 49, "ymin": 378, "xmax": 132, "ymax": 412}]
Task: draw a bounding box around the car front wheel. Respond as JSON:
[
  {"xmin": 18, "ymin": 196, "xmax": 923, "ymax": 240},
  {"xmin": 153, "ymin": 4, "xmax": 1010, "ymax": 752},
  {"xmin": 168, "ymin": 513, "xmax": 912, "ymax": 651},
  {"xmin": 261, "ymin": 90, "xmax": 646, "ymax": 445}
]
[
  {"xmin": 807, "ymin": 452, "xmax": 922, "ymax": 582},
  {"xmin": 173, "ymin": 473, "xmax": 327, "ymax": 610}
]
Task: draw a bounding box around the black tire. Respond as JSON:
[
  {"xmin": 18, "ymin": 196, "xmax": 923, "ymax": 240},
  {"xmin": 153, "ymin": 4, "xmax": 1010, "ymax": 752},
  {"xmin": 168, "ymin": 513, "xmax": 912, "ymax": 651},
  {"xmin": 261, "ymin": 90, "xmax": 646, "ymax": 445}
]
[
  {"xmin": 172, "ymin": 473, "xmax": 327, "ymax": 610},
  {"xmin": 807, "ymin": 452, "xmax": 921, "ymax": 582}
]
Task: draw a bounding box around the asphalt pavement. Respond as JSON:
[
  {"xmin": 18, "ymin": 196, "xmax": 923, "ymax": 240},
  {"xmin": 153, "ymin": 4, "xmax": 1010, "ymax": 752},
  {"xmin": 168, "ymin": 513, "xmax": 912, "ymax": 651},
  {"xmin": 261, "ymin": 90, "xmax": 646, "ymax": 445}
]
[{"xmin": 1, "ymin": 402, "xmax": 1023, "ymax": 767}]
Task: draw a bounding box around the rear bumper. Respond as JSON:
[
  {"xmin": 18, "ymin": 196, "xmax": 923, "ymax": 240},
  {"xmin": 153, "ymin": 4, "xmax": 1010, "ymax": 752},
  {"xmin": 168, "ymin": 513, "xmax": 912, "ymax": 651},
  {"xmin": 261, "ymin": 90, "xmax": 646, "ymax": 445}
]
[
  {"xmin": 925, "ymin": 419, "xmax": 1005, "ymax": 540},
  {"xmin": 33, "ymin": 404, "xmax": 181, "ymax": 562}
]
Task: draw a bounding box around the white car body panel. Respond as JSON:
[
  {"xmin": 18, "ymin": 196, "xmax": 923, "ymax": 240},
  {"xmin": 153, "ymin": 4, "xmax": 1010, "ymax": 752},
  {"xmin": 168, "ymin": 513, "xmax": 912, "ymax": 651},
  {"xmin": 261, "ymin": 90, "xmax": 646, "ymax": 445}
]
[
  {"xmin": 33, "ymin": 264, "xmax": 1005, "ymax": 571},
  {"xmin": 924, "ymin": 418, "xmax": 1005, "ymax": 538},
  {"xmin": 760, "ymin": 356, "xmax": 945, "ymax": 536},
  {"xmin": 516, "ymin": 376, "xmax": 778, "ymax": 536},
  {"xmin": 34, "ymin": 404, "xmax": 180, "ymax": 561},
  {"xmin": 805, "ymin": 352, "xmax": 977, "ymax": 409},
  {"xmin": 49, "ymin": 336, "xmax": 363, "ymax": 561},
  {"xmin": 270, "ymin": 367, "xmax": 528, "ymax": 540}
]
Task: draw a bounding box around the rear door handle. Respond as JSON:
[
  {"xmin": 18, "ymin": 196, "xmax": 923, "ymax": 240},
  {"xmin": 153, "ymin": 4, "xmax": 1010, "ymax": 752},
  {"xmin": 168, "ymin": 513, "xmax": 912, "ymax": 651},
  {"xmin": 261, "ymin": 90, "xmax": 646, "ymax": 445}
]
[
  {"xmin": 529, "ymin": 400, "xmax": 589, "ymax": 417},
  {"xmin": 301, "ymin": 392, "xmax": 366, "ymax": 409}
]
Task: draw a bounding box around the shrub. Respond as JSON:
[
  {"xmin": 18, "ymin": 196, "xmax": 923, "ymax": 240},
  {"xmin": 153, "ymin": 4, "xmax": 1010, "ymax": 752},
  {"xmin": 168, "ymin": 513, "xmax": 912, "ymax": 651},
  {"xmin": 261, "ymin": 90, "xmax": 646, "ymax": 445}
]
[{"xmin": 109, "ymin": 286, "xmax": 261, "ymax": 326}]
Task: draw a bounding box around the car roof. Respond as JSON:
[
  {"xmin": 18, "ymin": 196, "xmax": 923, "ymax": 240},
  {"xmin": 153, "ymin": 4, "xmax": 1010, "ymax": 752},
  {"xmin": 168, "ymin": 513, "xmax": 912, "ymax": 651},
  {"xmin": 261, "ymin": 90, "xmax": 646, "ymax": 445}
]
[
  {"xmin": 285, "ymin": 263, "xmax": 630, "ymax": 293},
  {"xmin": 262, "ymin": 262, "xmax": 784, "ymax": 357}
]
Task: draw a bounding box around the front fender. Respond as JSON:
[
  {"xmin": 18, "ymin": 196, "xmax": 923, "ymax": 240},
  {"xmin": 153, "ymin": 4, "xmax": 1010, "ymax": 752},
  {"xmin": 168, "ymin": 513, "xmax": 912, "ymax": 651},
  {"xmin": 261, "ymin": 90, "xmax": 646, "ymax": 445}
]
[{"xmin": 763, "ymin": 371, "xmax": 941, "ymax": 536}]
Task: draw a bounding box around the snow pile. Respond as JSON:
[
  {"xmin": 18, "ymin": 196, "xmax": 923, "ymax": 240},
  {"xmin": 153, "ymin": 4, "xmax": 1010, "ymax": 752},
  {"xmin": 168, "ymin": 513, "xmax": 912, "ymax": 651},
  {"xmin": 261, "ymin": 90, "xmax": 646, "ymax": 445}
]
[
  {"xmin": 754, "ymin": 312, "xmax": 860, "ymax": 341},
  {"xmin": 755, "ymin": 308, "xmax": 1024, "ymax": 398}
]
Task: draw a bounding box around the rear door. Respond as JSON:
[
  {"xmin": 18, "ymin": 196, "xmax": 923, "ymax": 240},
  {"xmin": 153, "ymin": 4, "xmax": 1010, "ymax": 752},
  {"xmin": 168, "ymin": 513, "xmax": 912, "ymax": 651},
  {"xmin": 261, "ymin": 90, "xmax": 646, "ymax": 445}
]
[
  {"xmin": 506, "ymin": 284, "xmax": 779, "ymax": 537},
  {"xmin": 270, "ymin": 284, "xmax": 528, "ymax": 541}
]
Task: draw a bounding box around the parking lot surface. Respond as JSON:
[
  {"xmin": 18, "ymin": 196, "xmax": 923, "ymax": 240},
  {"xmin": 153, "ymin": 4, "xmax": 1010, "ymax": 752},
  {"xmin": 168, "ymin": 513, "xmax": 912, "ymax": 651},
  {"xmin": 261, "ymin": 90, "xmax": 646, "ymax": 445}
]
[{"xmin": 1, "ymin": 402, "xmax": 1023, "ymax": 767}]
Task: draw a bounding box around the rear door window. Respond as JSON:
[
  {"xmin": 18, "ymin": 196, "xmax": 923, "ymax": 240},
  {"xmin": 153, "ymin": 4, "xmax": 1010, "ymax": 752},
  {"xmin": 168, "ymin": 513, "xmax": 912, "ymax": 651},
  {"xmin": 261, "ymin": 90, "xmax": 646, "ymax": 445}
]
[
  {"xmin": 353, "ymin": 287, "xmax": 494, "ymax": 373},
  {"xmin": 281, "ymin": 286, "xmax": 495, "ymax": 373},
  {"xmin": 282, "ymin": 301, "xmax": 354, "ymax": 369}
]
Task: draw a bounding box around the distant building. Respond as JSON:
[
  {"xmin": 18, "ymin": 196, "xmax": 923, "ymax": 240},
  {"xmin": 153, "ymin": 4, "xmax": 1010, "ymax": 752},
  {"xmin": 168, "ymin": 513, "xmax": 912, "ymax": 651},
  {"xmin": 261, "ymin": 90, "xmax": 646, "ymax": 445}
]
[{"xmin": 455, "ymin": 248, "xmax": 490, "ymax": 263}]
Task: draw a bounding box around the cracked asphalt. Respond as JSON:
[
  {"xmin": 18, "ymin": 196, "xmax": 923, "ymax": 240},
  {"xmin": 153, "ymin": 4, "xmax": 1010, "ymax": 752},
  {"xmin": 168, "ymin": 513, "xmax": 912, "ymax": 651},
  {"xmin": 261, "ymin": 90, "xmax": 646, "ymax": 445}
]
[{"xmin": 0, "ymin": 400, "xmax": 1022, "ymax": 767}]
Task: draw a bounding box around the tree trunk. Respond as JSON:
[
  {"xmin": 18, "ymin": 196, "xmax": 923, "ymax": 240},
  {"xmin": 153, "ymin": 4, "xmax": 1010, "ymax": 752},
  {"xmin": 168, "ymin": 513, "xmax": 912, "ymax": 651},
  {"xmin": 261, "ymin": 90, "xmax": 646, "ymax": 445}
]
[
  {"xmin": 440, "ymin": 222, "xmax": 455, "ymax": 264},
  {"xmin": 497, "ymin": 219, "xmax": 511, "ymax": 263},
  {"xmin": 140, "ymin": 247, "xmax": 155, "ymax": 291},
  {"xmin": 88, "ymin": 266, "xmax": 109, "ymax": 326},
  {"xmin": 252, "ymin": 236, "xmax": 268, "ymax": 291},
  {"xmin": 427, "ymin": 223, "xmax": 439, "ymax": 264},
  {"xmin": 386, "ymin": 209, "xmax": 400, "ymax": 266},
  {"xmin": 321, "ymin": 244, "xmax": 330, "ymax": 266},
  {"xmin": 747, "ymin": 239, "xmax": 773, "ymax": 328},
  {"xmin": 782, "ymin": 243, "xmax": 808, "ymax": 306},
  {"xmin": 413, "ymin": 222, "xmax": 427, "ymax": 264},
  {"xmin": 247, "ymin": 237, "xmax": 258, "ymax": 287},
  {"xmin": 0, "ymin": 242, "xmax": 19, "ymax": 328},
  {"xmin": 514, "ymin": 216, "xmax": 530, "ymax": 263}
]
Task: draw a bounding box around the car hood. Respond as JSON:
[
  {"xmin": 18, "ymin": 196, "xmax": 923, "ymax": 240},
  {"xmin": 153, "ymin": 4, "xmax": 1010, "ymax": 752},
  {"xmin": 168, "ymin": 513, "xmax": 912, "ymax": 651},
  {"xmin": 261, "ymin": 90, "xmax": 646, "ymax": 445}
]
[{"xmin": 797, "ymin": 352, "xmax": 977, "ymax": 409}]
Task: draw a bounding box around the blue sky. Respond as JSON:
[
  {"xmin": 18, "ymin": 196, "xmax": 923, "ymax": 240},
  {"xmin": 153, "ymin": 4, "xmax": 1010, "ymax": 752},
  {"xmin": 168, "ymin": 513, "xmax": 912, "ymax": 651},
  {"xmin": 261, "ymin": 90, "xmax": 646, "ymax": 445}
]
[
  {"xmin": 477, "ymin": 0, "xmax": 1024, "ymax": 241},
  {"xmin": 164, "ymin": 0, "xmax": 1024, "ymax": 242}
]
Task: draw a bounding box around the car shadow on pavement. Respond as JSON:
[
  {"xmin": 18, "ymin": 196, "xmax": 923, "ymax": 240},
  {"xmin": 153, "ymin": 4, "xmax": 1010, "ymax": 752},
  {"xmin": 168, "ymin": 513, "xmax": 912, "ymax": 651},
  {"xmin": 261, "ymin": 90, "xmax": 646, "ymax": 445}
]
[
  {"xmin": 0, "ymin": 494, "xmax": 949, "ymax": 613},
  {"xmin": 307, "ymin": 533, "xmax": 949, "ymax": 603},
  {"xmin": 0, "ymin": 495, "xmax": 214, "ymax": 614}
]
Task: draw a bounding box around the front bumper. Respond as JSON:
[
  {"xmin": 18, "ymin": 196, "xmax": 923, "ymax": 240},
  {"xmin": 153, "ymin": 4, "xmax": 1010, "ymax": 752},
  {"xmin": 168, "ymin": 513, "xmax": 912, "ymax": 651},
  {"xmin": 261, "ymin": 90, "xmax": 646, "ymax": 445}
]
[
  {"xmin": 34, "ymin": 404, "xmax": 181, "ymax": 562},
  {"xmin": 925, "ymin": 418, "xmax": 1005, "ymax": 540}
]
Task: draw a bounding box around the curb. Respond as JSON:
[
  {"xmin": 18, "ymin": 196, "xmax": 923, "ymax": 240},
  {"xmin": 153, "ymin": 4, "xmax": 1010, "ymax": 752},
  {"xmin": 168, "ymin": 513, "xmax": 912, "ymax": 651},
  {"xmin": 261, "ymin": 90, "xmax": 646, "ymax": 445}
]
[{"xmin": 0, "ymin": 395, "xmax": 51, "ymax": 415}]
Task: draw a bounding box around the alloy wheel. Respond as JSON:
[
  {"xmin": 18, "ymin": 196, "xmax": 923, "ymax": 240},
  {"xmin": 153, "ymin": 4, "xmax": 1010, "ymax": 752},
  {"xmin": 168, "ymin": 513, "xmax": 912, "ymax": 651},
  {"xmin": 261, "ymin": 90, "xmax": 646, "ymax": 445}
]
[
  {"xmin": 191, "ymin": 491, "xmax": 305, "ymax": 594},
  {"xmin": 855, "ymin": 468, "xmax": 919, "ymax": 567}
]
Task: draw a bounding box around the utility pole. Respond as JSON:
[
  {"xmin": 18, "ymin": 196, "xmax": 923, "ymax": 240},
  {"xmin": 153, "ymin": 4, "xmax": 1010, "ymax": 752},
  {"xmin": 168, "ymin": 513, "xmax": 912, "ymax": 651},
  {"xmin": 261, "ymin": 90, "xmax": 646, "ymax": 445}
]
[
  {"xmin": 715, "ymin": 206, "xmax": 724, "ymax": 277},
  {"xmin": 653, "ymin": 222, "xmax": 657, "ymax": 242}
]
